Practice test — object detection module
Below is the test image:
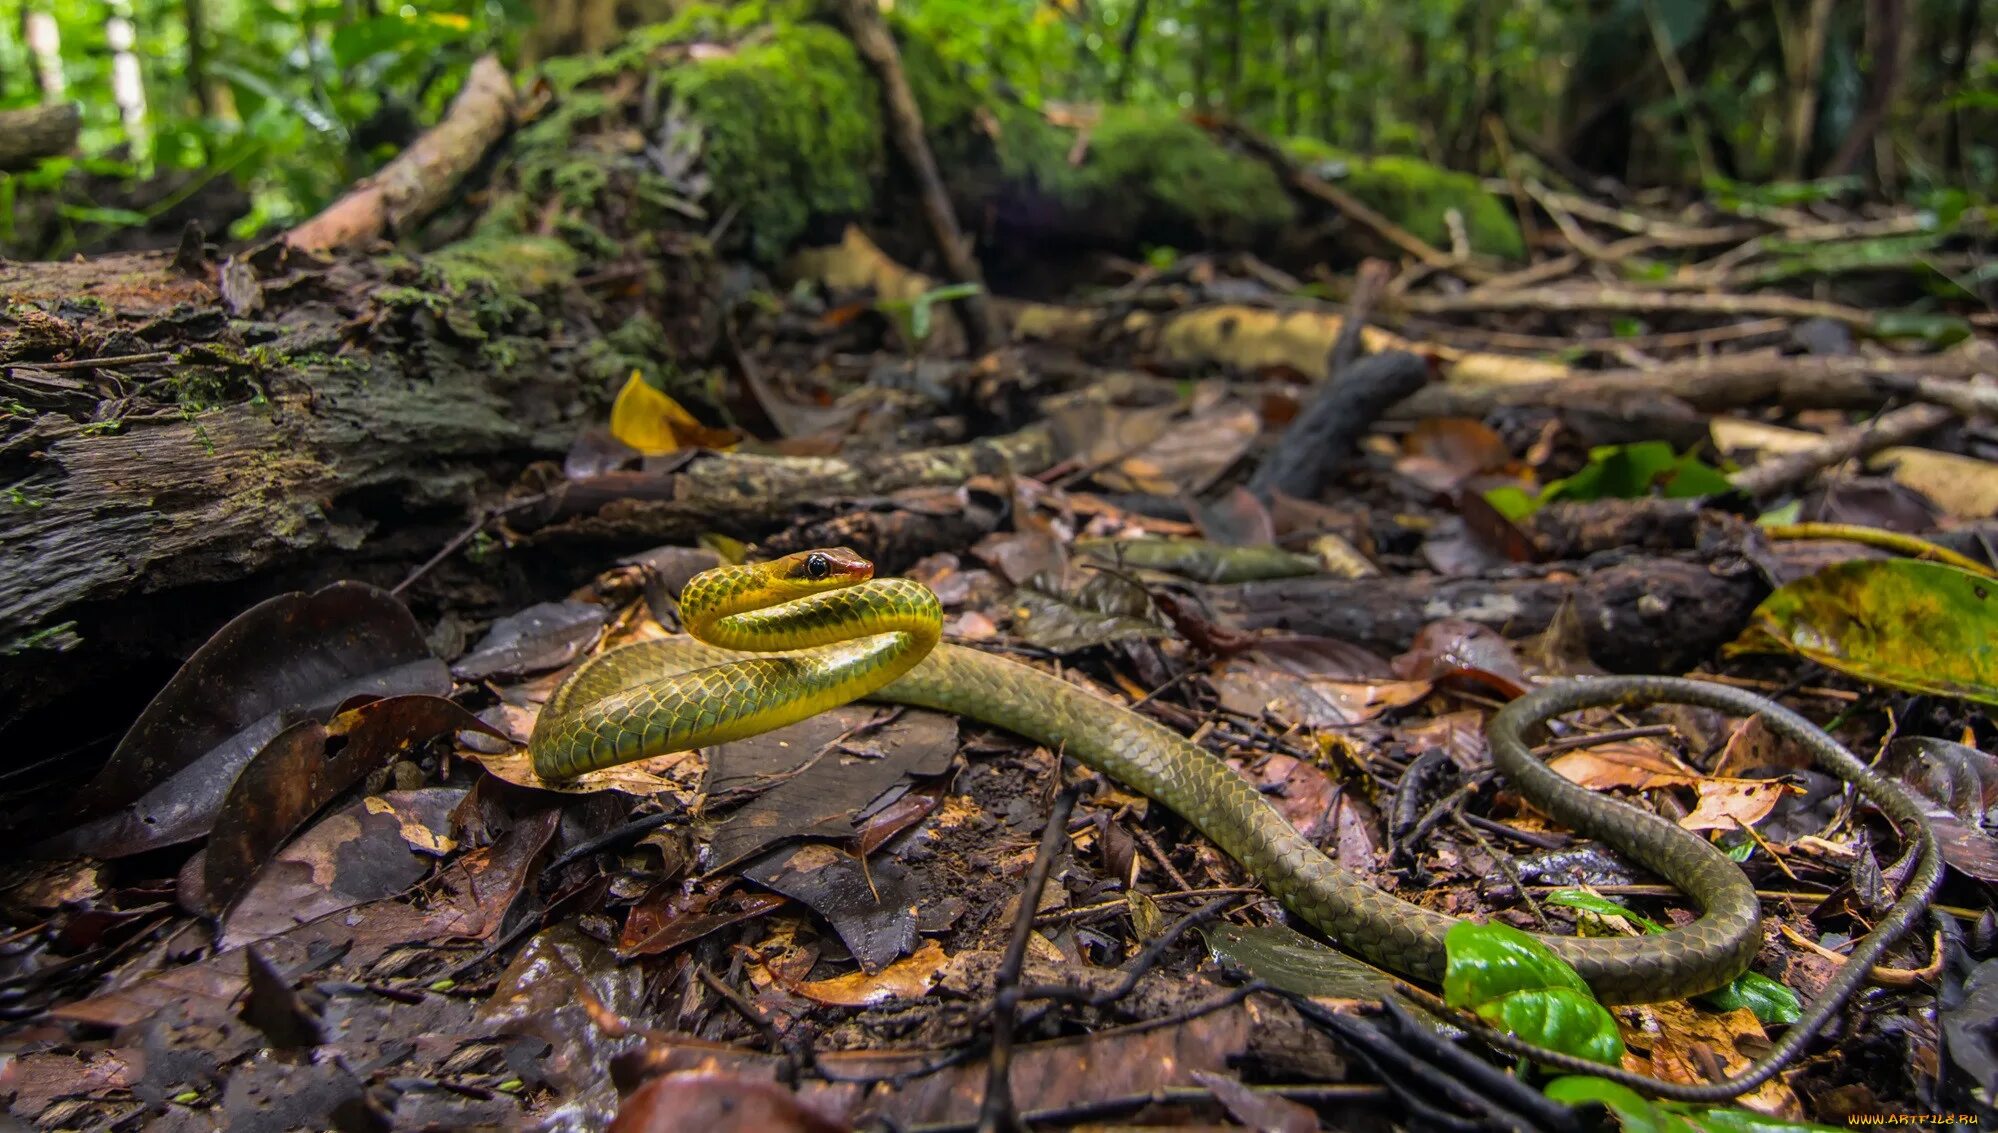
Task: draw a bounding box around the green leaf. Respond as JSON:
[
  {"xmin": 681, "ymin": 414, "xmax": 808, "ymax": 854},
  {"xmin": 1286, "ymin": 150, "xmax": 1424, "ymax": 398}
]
[
  {"xmin": 1483, "ymin": 485, "xmax": 1541, "ymax": 521},
  {"xmin": 1442, "ymin": 921, "xmax": 1622, "ymax": 1065},
  {"xmin": 1546, "ymin": 1075, "xmax": 1846, "ymax": 1132},
  {"xmin": 1695, "ymin": 970, "xmax": 1801, "ymax": 1025},
  {"xmin": 1727, "ymin": 559, "xmax": 1998, "ymax": 706},
  {"xmin": 1479, "ymin": 986, "xmax": 1627, "ymax": 1067},
  {"xmin": 56, "ymin": 204, "xmax": 149, "ymax": 228},
  {"xmin": 1755, "ymin": 501, "xmax": 1803, "ymax": 526},
  {"xmin": 1545, "ymin": 1076, "xmax": 1686, "ymax": 1133},
  {"xmin": 1542, "ymin": 889, "xmax": 1667, "ymax": 934},
  {"xmin": 1444, "ymin": 921, "xmax": 1593, "ymax": 1005},
  {"xmin": 1198, "ymin": 922, "xmax": 1403, "ymax": 1000},
  {"xmin": 1869, "ymin": 310, "xmax": 1972, "ymax": 346}
]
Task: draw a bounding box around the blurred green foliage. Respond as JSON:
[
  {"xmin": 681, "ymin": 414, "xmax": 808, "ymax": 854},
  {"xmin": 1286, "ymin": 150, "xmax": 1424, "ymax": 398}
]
[{"xmin": 2, "ymin": 0, "xmax": 1993, "ymax": 254}]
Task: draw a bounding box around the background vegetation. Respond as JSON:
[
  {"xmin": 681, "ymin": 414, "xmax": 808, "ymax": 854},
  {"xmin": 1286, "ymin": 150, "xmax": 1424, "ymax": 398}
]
[{"xmin": 3, "ymin": 0, "xmax": 1995, "ymax": 256}]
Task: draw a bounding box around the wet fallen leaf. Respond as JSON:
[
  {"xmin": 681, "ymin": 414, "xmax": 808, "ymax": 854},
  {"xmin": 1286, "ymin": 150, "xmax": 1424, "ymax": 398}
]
[
  {"xmin": 1881, "ymin": 736, "xmax": 1998, "ymax": 881},
  {"xmin": 613, "ymin": 1072, "xmax": 852, "ymax": 1133},
  {"xmin": 743, "ymin": 844, "xmax": 922, "ymax": 973},
  {"xmin": 793, "ymin": 939, "xmax": 950, "ymax": 1007},
  {"xmin": 1213, "ymin": 658, "xmax": 1430, "ymax": 729},
  {"xmin": 452, "ymin": 600, "xmax": 608, "ymax": 680},
  {"xmin": 43, "ymin": 583, "xmax": 446, "ymax": 856},
  {"xmin": 1401, "ymin": 710, "xmax": 1491, "ymax": 771},
  {"xmin": 1009, "ymin": 574, "xmax": 1169, "ymax": 653},
  {"xmin": 1941, "ymin": 958, "xmax": 1998, "ymax": 1103},
  {"xmin": 1199, "ymin": 922, "xmax": 1401, "ymax": 1001},
  {"xmin": 1613, "ymin": 998, "xmax": 1795, "ymax": 1114},
  {"xmin": 1679, "ymin": 779, "xmax": 1794, "ymax": 832},
  {"xmin": 609, "ymin": 370, "xmax": 740, "ymax": 454},
  {"xmin": 205, "ymin": 695, "xmax": 503, "ymax": 915},
  {"xmin": 1193, "ymin": 484, "xmax": 1277, "ymax": 547},
  {"xmin": 350, "ymin": 808, "xmax": 559, "ymax": 951},
  {"xmin": 478, "ymin": 923, "xmax": 650, "ymax": 1103},
  {"xmin": 218, "ymin": 788, "xmax": 464, "ymax": 950},
  {"xmin": 1548, "ymin": 742, "xmax": 1792, "ymax": 832},
  {"xmin": 1728, "ymin": 559, "xmax": 1998, "ymax": 705},
  {"xmin": 703, "ymin": 706, "xmax": 957, "ymax": 870},
  {"xmin": 1397, "ymin": 417, "xmax": 1513, "ymax": 494},
  {"xmin": 1192, "ymin": 1069, "xmax": 1320, "ymax": 1133},
  {"xmin": 620, "ymin": 885, "xmax": 790, "ymax": 958},
  {"xmin": 1096, "ymin": 398, "xmax": 1259, "ymax": 497},
  {"xmin": 1392, "ymin": 618, "xmax": 1530, "ymax": 697},
  {"xmin": 1548, "ymin": 741, "xmax": 1699, "ymax": 791}
]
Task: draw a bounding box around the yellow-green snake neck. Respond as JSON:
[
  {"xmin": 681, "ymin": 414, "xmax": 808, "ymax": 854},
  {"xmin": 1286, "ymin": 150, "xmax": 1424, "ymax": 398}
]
[{"xmin": 526, "ymin": 548, "xmax": 1940, "ymax": 1099}]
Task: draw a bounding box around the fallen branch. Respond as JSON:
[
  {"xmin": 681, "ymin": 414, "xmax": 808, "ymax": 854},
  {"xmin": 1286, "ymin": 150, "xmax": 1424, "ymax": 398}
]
[
  {"xmin": 285, "ymin": 55, "xmax": 516, "ymax": 253},
  {"xmin": 1726, "ymin": 402, "xmax": 1956, "ymax": 498},
  {"xmin": 1249, "ymin": 351, "xmax": 1429, "ymax": 501},
  {"xmin": 1390, "ymin": 347, "xmax": 1998, "ymax": 420},
  {"xmin": 1389, "ymin": 285, "xmax": 1876, "ymax": 330},
  {"xmin": 1212, "ymin": 120, "xmax": 1483, "ymax": 280}
]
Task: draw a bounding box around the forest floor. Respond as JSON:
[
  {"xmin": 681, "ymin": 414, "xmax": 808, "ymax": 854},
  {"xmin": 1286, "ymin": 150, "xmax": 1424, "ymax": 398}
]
[{"xmin": 4, "ymin": 40, "xmax": 1998, "ymax": 1133}]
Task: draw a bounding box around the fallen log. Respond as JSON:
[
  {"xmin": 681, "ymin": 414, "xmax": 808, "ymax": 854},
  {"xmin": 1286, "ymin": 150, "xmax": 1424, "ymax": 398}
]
[
  {"xmin": 1198, "ymin": 555, "xmax": 1767, "ymax": 673},
  {"xmin": 0, "ymin": 103, "xmax": 81, "ymax": 171}
]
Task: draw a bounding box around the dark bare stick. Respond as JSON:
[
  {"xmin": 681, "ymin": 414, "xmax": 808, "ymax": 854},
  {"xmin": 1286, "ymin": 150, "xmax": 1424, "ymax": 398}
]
[
  {"xmin": 978, "ymin": 785, "xmax": 1077, "ymax": 1133},
  {"xmin": 829, "ymin": 0, "xmax": 1002, "ymax": 354}
]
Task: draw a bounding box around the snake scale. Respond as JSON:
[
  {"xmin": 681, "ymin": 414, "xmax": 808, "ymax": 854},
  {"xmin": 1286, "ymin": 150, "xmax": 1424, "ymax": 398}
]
[{"xmin": 530, "ymin": 548, "xmax": 1942, "ymax": 1100}]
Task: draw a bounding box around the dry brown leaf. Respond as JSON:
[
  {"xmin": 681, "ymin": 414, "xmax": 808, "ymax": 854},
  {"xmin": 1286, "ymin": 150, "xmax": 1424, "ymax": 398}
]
[
  {"xmin": 792, "ymin": 940, "xmax": 950, "ymax": 1007},
  {"xmin": 1615, "ymin": 999, "xmax": 1800, "ymax": 1117},
  {"xmin": 466, "ymin": 745, "xmax": 704, "ymax": 803},
  {"xmin": 1681, "ymin": 779, "xmax": 1794, "ymax": 832},
  {"xmin": 1548, "ymin": 741, "xmax": 1699, "ymax": 791}
]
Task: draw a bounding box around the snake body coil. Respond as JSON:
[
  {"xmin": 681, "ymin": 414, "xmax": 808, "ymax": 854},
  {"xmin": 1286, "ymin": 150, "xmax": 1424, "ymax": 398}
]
[{"xmin": 529, "ymin": 549, "xmax": 1940, "ymax": 1097}]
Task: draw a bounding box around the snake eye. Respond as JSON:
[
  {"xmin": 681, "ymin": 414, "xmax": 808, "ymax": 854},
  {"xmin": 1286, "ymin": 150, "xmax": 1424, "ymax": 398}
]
[{"xmin": 804, "ymin": 552, "xmax": 830, "ymax": 580}]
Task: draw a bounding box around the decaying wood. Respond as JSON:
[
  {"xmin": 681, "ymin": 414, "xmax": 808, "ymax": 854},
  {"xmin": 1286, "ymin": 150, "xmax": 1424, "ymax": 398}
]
[
  {"xmin": 1200, "ymin": 555, "xmax": 1767, "ymax": 673},
  {"xmin": 0, "ymin": 245, "xmax": 598, "ymax": 727},
  {"xmin": 0, "ymin": 103, "xmax": 80, "ymax": 170},
  {"xmin": 829, "ymin": 0, "xmax": 1001, "ymax": 354},
  {"xmin": 285, "ymin": 56, "xmax": 517, "ymax": 253}
]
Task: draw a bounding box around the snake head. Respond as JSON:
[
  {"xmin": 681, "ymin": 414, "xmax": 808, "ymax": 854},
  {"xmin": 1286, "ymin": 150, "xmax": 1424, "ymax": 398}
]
[{"xmin": 777, "ymin": 547, "xmax": 874, "ymax": 587}]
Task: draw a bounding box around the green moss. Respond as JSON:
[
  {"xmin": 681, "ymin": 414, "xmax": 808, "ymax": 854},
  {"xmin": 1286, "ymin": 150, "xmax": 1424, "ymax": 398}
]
[
  {"xmin": 429, "ymin": 235, "xmax": 581, "ymax": 295},
  {"xmin": 577, "ymin": 312, "xmax": 672, "ymax": 396},
  {"xmin": 990, "ymin": 106, "xmax": 1295, "ymax": 245},
  {"xmin": 1281, "ymin": 138, "xmax": 1524, "ymax": 259},
  {"xmin": 662, "ymin": 22, "xmax": 883, "ymax": 260}
]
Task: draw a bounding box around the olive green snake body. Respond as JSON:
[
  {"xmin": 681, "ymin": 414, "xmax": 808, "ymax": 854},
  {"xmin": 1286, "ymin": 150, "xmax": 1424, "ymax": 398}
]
[{"xmin": 529, "ymin": 549, "xmax": 1942, "ymax": 1101}]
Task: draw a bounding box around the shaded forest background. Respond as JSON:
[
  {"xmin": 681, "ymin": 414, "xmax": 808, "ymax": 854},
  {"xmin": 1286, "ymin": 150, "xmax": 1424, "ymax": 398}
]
[{"xmin": 4, "ymin": 0, "xmax": 1995, "ymax": 263}]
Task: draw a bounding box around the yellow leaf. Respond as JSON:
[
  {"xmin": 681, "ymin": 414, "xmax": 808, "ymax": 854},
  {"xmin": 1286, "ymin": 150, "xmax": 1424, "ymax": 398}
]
[{"xmin": 608, "ymin": 371, "xmax": 738, "ymax": 455}]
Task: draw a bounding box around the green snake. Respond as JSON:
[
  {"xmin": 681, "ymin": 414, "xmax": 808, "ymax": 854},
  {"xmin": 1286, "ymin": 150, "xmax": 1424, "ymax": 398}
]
[{"xmin": 528, "ymin": 548, "xmax": 1941, "ymax": 1101}]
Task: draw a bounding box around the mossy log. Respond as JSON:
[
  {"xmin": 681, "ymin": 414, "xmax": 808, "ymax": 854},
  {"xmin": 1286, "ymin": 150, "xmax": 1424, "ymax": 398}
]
[{"xmin": 0, "ymin": 239, "xmax": 1055, "ymax": 737}]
